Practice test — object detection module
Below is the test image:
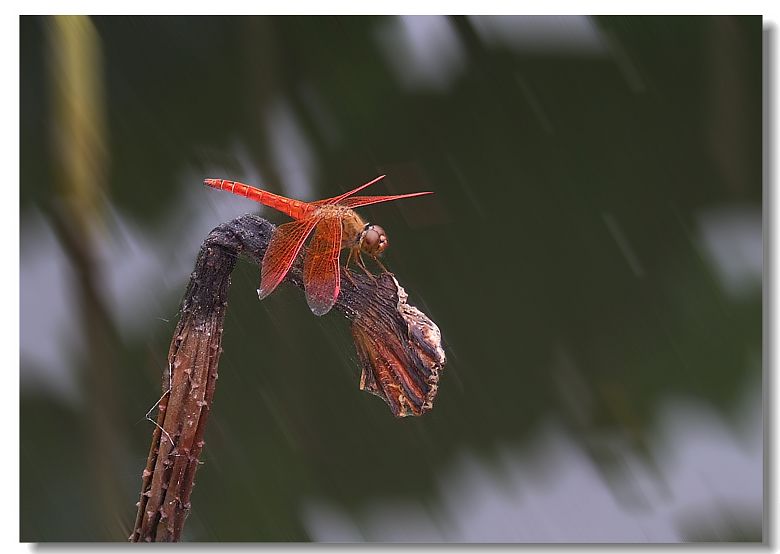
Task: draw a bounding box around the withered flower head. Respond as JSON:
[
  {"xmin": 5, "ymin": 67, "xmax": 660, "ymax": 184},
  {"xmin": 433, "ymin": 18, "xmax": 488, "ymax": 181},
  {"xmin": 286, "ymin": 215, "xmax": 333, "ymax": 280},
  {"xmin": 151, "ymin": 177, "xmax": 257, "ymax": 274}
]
[{"xmin": 348, "ymin": 274, "xmax": 445, "ymax": 417}]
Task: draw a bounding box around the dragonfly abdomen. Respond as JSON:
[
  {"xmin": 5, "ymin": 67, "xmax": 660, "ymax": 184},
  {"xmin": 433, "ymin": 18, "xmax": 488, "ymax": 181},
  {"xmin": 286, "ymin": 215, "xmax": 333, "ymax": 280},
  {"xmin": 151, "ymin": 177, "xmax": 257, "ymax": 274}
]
[{"xmin": 204, "ymin": 179, "xmax": 313, "ymax": 220}]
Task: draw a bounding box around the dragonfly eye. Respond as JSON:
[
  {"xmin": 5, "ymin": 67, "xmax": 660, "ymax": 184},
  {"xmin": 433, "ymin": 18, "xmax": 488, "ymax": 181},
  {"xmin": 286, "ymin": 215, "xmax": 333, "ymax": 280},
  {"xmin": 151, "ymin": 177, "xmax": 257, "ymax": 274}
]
[{"xmin": 362, "ymin": 224, "xmax": 388, "ymax": 256}]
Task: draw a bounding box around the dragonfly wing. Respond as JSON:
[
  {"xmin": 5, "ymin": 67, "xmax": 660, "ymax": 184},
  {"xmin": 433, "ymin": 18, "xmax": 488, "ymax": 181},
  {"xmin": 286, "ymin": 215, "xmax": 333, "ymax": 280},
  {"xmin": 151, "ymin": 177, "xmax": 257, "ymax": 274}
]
[
  {"xmin": 337, "ymin": 192, "xmax": 434, "ymax": 209},
  {"xmin": 259, "ymin": 217, "xmax": 321, "ymax": 299},
  {"xmin": 303, "ymin": 216, "xmax": 343, "ymax": 316},
  {"xmin": 312, "ymin": 175, "xmax": 387, "ymax": 206}
]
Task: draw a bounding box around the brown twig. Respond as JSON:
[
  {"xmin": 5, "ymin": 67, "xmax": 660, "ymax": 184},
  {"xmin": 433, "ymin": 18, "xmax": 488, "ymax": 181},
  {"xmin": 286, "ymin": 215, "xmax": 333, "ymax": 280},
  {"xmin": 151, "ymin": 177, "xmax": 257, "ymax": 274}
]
[{"xmin": 130, "ymin": 214, "xmax": 445, "ymax": 542}]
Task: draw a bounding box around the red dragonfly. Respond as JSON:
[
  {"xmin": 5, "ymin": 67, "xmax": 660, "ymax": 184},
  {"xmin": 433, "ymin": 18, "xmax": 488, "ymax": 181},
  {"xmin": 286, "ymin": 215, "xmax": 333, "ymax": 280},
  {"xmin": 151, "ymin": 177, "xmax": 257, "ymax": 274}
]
[{"xmin": 204, "ymin": 175, "xmax": 433, "ymax": 315}]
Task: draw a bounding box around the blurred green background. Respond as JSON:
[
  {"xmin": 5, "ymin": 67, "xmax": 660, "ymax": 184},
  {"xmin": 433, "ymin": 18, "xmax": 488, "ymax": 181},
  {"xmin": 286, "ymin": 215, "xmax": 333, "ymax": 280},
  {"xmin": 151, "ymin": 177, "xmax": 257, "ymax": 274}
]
[{"xmin": 20, "ymin": 15, "xmax": 762, "ymax": 542}]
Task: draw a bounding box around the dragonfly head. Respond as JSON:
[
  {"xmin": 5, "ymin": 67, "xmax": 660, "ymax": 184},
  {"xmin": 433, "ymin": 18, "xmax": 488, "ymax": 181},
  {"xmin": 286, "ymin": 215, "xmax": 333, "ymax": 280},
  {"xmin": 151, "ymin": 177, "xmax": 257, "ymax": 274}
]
[{"xmin": 360, "ymin": 223, "xmax": 388, "ymax": 257}]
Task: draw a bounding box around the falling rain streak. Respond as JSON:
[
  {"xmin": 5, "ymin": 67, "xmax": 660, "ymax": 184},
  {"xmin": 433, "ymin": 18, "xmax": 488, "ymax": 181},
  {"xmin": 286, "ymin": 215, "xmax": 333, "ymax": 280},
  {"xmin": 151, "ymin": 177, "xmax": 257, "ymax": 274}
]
[{"xmin": 602, "ymin": 212, "xmax": 646, "ymax": 278}]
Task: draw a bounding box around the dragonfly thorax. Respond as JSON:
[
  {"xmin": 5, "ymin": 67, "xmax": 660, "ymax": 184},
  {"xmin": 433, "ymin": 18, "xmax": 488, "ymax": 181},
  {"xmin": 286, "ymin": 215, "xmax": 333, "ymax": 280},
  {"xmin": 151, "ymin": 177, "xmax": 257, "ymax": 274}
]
[
  {"xmin": 337, "ymin": 208, "xmax": 368, "ymax": 247},
  {"xmin": 329, "ymin": 207, "xmax": 389, "ymax": 257}
]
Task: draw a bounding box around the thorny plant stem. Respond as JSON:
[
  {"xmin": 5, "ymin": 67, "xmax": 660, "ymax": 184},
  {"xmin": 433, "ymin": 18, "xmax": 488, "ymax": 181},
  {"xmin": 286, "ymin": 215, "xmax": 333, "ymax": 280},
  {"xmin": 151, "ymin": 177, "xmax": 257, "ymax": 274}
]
[
  {"xmin": 130, "ymin": 215, "xmax": 273, "ymax": 542},
  {"xmin": 130, "ymin": 213, "xmax": 445, "ymax": 541}
]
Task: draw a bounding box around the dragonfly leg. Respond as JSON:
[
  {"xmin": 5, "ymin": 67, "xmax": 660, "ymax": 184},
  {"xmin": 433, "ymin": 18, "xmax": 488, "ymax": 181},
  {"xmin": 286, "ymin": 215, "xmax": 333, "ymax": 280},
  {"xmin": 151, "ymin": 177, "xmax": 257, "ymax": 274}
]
[
  {"xmin": 372, "ymin": 256, "xmax": 389, "ymax": 274},
  {"xmin": 357, "ymin": 251, "xmax": 377, "ymax": 282},
  {"xmin": 343, "ymin": 248, "xmax": 357, "ymax": 285}
]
